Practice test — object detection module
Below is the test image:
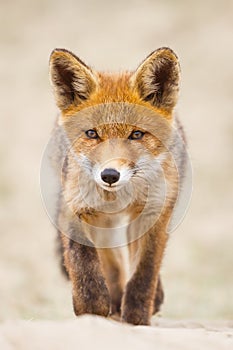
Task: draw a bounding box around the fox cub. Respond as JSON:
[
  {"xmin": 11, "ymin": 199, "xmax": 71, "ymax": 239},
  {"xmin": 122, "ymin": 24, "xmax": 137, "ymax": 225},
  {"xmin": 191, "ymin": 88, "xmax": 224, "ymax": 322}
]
[{"xmin": 49, "ymin": 47, "xmax": 186, "ymax": 325}]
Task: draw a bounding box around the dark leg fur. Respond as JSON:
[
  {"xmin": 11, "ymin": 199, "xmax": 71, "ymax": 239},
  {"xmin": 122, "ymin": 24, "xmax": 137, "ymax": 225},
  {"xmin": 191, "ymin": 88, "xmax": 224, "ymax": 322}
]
[
  {"xmin": 153, "ymin": 276, "xmax": 164, "ymax": 314},
  {"xmin": 57, "ymin": 230, "xmax": 164, "ymax": 321},
  {"xmin": 56, "ymin": 230, "xmax": 69, "ymax": 278},
  {"xmin": 63, "ymin": 237, "xmax": 111, "ymax": 317},
  {"xmin": 121, "ymin": 227, "xmax": 168, "ymax": 325}
]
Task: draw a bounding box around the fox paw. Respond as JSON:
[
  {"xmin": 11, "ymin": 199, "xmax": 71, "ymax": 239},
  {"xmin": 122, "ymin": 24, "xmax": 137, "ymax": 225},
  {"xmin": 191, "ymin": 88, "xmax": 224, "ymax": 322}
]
[
  {"xmin": 121, "ymin": 306, "xmax": 151, "ymax": 325},
  {"xmin": 73, "ymin": 280, "xmax": 111, "ymax": 317}
]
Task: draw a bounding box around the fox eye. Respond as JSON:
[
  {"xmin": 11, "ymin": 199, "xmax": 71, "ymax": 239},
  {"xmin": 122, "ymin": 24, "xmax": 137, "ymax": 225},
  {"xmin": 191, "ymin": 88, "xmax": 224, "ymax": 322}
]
[
  {"xmin": 85, "ymin": 129, "xmax": 99, "ymax": 139},
  {"xmin": 129, "ymin": 130, "xmax": 145, "ymax": 140}
]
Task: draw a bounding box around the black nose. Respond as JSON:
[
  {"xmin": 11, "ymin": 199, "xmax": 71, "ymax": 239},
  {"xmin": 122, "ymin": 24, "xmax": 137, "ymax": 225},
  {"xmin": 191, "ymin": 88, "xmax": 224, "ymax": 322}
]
[{"xmin": 101, "ymin": 168, "xmax": 120, "ymax": 185}]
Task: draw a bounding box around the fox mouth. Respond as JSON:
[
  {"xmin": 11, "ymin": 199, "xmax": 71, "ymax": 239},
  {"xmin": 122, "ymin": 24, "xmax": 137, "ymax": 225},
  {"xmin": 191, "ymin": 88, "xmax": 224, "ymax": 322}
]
[
  {"xmin": 98, "ymin": 180, "xmax": 129, "ymax": 192},
  {"xmin": 101, "ymin": 183, "xmax": 121, "ymax": 191}
]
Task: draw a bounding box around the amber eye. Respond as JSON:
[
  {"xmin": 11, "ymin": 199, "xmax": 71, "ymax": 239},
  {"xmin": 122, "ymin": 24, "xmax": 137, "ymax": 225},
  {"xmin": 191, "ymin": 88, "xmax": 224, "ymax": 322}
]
[
  {"xmin": 85, "ymin": 129, "xmax": 99, "ymax": 139},
  {"xmin": 128, "ymin": 130, "xmax": 145, "ymax": 140}
]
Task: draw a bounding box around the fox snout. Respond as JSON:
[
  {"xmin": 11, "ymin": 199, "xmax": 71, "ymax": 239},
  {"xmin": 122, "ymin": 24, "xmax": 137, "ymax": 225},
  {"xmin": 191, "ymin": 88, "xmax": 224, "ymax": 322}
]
[
  {"xmin": 92, "ymin": 158, "xmax": 133, "ymax": 191},
  {"xmin": 101, "ymin": 168, "xmax": 120, "ymax": 185}
]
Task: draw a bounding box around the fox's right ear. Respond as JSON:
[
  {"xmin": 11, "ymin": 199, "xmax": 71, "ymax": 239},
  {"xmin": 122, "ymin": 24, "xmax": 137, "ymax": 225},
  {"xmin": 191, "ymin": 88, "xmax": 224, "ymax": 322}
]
[{"xmin": 49, "ymin": 49, "xmax": 97, "ymax": 111}]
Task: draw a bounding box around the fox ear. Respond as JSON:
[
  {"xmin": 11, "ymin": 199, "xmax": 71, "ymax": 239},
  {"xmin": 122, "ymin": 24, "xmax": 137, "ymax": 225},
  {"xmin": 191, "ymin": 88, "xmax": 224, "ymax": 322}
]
[
  {"xmin": 49, "ymin": 49, "xmax": 97, "ymax": 110},
  {"xmin": 131, "ymin": 47, "xmax": 180, "ymax": 113}
]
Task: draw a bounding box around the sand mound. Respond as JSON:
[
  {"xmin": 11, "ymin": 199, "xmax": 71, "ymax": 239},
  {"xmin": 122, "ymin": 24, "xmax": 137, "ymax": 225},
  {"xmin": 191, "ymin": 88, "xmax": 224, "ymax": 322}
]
[{"xmin": 0, "ymin": 316, "xmax": 232, "ymax": 350}]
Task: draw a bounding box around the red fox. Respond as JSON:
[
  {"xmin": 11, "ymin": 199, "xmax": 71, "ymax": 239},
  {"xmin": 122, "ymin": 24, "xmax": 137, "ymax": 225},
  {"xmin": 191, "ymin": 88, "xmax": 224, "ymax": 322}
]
[{"xmin": 48, "ymin": 47, "xmax": 187, "ymax": 325}]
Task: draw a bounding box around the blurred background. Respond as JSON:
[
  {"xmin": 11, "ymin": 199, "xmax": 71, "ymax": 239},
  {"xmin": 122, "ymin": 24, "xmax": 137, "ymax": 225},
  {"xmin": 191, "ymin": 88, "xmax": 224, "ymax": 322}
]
[{"xmin": 0, "ymin": 0, "xmax": 233, "ymax": 321}]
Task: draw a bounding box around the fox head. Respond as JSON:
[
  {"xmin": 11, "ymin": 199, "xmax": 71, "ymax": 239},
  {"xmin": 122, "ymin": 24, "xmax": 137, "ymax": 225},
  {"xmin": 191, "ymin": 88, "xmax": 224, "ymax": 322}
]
[{"xmin": 49, "ymin": 48, "xmax": 180, "ymax": 211}]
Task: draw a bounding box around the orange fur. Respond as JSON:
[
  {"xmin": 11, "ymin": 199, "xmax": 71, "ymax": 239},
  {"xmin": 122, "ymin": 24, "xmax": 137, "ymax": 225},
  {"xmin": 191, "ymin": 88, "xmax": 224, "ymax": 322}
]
[{"xmin": 62, "ymin": 73, "xmax": 171, "ymax": 120}]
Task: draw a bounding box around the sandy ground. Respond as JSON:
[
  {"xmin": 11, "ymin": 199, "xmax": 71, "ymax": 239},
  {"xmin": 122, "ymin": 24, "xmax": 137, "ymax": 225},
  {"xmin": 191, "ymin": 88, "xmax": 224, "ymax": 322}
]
[
  {"xmin": 0, "ymin": 0, "xmax": 233, "ymax": 348},
  {"xmin": 0, "ymin": 316, "xmax": 232, "ymax": 350}
]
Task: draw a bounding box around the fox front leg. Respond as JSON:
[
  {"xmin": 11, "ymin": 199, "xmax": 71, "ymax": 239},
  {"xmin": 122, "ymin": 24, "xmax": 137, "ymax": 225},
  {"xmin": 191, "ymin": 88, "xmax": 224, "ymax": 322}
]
[
  {"xmin": 63, "ymin": 238, "xmax": 111, "ymax": 317},
  {"xmin": 121, "ymin": 227, "xmax": 168, "ymax": 325}
]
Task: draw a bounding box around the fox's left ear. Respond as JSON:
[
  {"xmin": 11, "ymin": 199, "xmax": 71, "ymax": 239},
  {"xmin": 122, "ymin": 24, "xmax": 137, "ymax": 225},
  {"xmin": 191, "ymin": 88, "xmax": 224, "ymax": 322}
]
[{"xmin": 131, "ymin": 47, "xmax": 180, "ymax": 113}]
